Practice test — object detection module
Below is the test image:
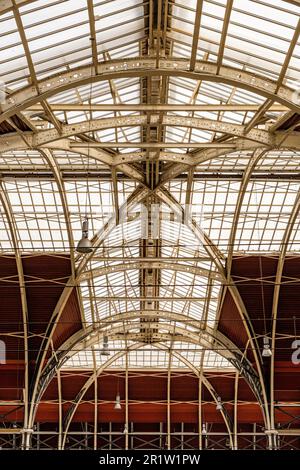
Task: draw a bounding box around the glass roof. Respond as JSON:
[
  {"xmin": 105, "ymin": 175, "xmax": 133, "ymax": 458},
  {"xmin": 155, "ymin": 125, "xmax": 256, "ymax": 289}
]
[
  {"xmin": 64, "ymin": 340, "xmax": 232, "ymax": 370},
  {"xmin": 0, "ymin": 0, "xmax": 300, "ymax": 373}
]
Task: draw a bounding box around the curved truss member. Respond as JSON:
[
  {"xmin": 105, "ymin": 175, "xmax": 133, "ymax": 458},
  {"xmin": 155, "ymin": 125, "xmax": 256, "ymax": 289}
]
[
  {"xmin": 226, "ymin": 149, "xmax": 269, "ymax": 278},
  {"xmin": 0, "ymin": 0, "xmax": 298, "ymax": 452},
  {"xmin": 0, "ymin": 169, "xmax": 270, "ymax": 444},
  {"xmin": 25, "ymin": 183, "xmax": 271, "ymax": 444},
  {"xmin": 0, "ymin": 135, "xmax": 144, "ymax": 183},
  {"xmin": 168, "ymin": 348, "xmax": 234, "ymax": 449},
  {"xmin": 79, "ymin": 261, "xmax": 222, "ymax": 283},
  {"xmin": 2, "ymin": 58, "xmax": 293, "ymax": 442},
  {"xmin": 59, "ymin": 340, "xmax": 234, "ymax": 450},
  {"xmin": 2, "ymin": 132, "xmax": 300, "ymax": 175},
  {"xmin": 156, "ymin": 187, "xmax": 271, "ymax": 418},
  {"xmin": 1, "ymin": 59, "xmax": 300, "ymax": 124},
  {"xmin": 26, "ymin": 185, "xmax": 149, "ymax": 431},
  {"xmin": 270, "ymin": 188, "xmax": 300, "ymax": 444},
  {"xmin": 0, "ymin": 184, "xmax": 29, "ymax": 448},
  {"xmin": 0, "ymin": 116, "xmax": 279, "ymax": 146},
  {"xmin": 0, "ymin": 134, "xmax": 265, "ymax": 170},
  {"xmin": 33, "ymin": 311, "xmax": 264, "ymax": 433}
]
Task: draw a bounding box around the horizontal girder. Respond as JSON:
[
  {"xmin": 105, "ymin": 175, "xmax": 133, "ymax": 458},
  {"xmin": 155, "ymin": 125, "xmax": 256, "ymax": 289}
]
[
  {"xmin": 28, "ymin": 115, "xmax": 278, "ymax": 147},
  {"xmin": 79, "ymin": 260, "xmax": 222, "ymax": 282},
  {"xmin": 1, "ymin": 59, "xmax": 300, "ymax": 125}
]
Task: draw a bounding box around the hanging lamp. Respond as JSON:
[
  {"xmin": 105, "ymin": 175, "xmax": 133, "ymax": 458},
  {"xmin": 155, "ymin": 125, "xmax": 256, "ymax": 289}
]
[{"xmin": 76, "ymin": 218, "xmax": 93, "ymax": 253}]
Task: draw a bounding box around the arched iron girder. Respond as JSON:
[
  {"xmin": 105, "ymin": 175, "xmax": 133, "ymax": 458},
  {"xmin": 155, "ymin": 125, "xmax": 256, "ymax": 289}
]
[
  {"xmin": 0, "ymin": 135, "xmax": 144, "ymax": 183},
  {"xmin": 0, "ymin": 134, "xmax": 267, "ymax": 168},
  {"xmin": 27, "ymin": 184, "xmax": 149, "ymax": 429},
  {"xmin": 1, "ymin": 59, "xmax": 300, "ymax": 124},
  {"xmin": 28, "ymin": 183, "xmax": 269, "ymax": 429},
  {"xmin": 38, "ymin": 149, "xmax": 87, "ymax": 330},
  {"xmin": 270, "ymin": 188, "xmax": 300, "ymax": 431},
  {"xmin": 79, "ymin": 260, "xmax": 222, "ymax": 283},
  {"xmin": 215, "ymin": 149, "xmax": 269, "ymax": 423},
  {"xmin": 226, "ymin": 149, "xmax": 269, "ymax": 278},
  {"xmin": 3, "ymin": 132, "xmax": 300, "ymax": 173},
  {"xmin": 0, "ymin": 146, "xmax": 85, "ymax": 439},
  {"xmin": 17, "ymin": 116, "xmax": 285, "ymax": 147},
  {"xmin": 60, "ymin": 340, "xmax": 234, "ymax": 450},
  {"xmin": 168, "ymin": 348, "xmax": 234, "ymax": 449},
  {"xmin": 33, "ymin": 310, "xmax": 263, "ymax": 421},
  {"xmin": 0, "ymin": 182, "xmax": 29, "ymax": 441},
  {"xmin": 156, "ymin": 186, "xmax": 271, "ymax": 430},
  {"xmin": 2, "ymin": 119, "xmax": 300, "ymax": 169}
]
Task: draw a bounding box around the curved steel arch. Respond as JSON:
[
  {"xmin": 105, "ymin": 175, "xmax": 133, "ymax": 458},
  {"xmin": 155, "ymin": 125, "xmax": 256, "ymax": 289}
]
[
  {"xmin": 2, "ymin": 134, "xmax": 300, "ymax": 176},
  {"xmin": 216, "ymin": 149, "xmax": 269, "ymax": 445},
  {"xmin": 26, "ymin": 148, "xmax": 81, "ymax": 446},
  {"xmin": 2, "ymin": 59, "xmax": 300, "ymax": 124},
  {"xmin": 60, "ymin": 342, "xmax": 143, "ymax": 449},
  {"xmin": 0, "ymin": 134, "xmax": 262, "ymax": 168},
  {"xmin": 39, "ymin": 149, "xmax": 76, "ymax": 273},
  {"xmin": 60, "ymin": 340, "xmax": 234, "ymax": 450},
  {"xmin": 226, "ymin": 148, "xmax": 269, "ymax": 278},
  {"xmin": 27, "ymin": 184, "xmax": 149, "ymax": 429},
  {"xmin": 156, "ymin": 186, "xmax": 271, "ymax": 431},
  {"xmin": 168, "ymin": 348, "xmax": 234, "ymax": 449},
  {"xmin": 270, "ymin": 188, "xmax": 300, "ymax": 435},
  {"xmin": 0, "ymin": 182, "xmax": 29, "ymax": 447},
  {"xmin": 0, "ymin": 135, "xmax": 145, "ymax": 182},
  {"xmin": 31, "ymin": 116, "xmax": 274, "ymax": 147},
  {"xmin": 39, "ymin": 147, "xmax": 88, "ymax": 347},
  {"xmin": 50, "ymin": 310, "xmax": 252, "ymax": 363},
  {"xmin": 79, "ymin": 260, "xmax": 222, "ymax": 283},
  {"xmin": 33, "ymin": 310, "xmax": 263, "ymax": 425},
  {"xmin": 0, "ymin": 146, "xmax": 86, "ymax": 445},
  {"xmin": 28, "ymin": 181, "xmax": 269, "ymax": 431}
]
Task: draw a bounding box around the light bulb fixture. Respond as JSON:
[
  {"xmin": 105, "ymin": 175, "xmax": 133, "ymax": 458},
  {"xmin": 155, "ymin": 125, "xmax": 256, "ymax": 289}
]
[
  {"xmin": 216, "ymin": 396, "xmax": 223, "ymax": 411},
  {"xmin": 114, "ymin": 393, "xmax": 121, "ymax": 410},
  {"xmin": 101, "ymin": 335, "xmax": 110, "ymax": 356},
  {"xmin": 123, "ymin": 424, "xmax": 128, "ymax": 434},
  {"xmin": 76, "ymin": 218, "xmax": 93, "ymax": 254},
  {"xmin": 262, "ymin": 336, "xmax": 272, "ymax": 357},
  {"xmin": 202, "ymin": 423, "xmax": 207, "ymax": 435}
]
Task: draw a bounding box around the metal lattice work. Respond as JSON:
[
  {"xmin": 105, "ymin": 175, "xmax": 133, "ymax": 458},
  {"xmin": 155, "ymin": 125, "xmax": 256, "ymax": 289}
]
[{"xmin": 0, "ymin": 0, "xmax": 300, "ymax": 450}]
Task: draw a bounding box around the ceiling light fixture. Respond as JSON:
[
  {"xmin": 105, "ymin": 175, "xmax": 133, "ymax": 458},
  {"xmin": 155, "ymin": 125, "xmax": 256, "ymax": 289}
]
[
  {"xmin": 262, "ymin": 336, "xmax": 272, "ymax": 357},
  {"xmin": 76, "ymin": 64, "xmax": 94, "ymax": 255},
  {"xmin": 259, "ymin": 258, "xmax": 272, "ymax": 358},
  {"xmin": 114, "ymin": 393, "xmax": 122, "ymax": 410},
  {"xmin": 101, "ymin": 335, "xmax": 110, "ymax": 356},
  {"xmin": 216, "ymin": 396, "xmax": 223, "ymax": 411},
  {"xmin": 76, "ymin": 218, "xmax": 93, "ymax": 253}
]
